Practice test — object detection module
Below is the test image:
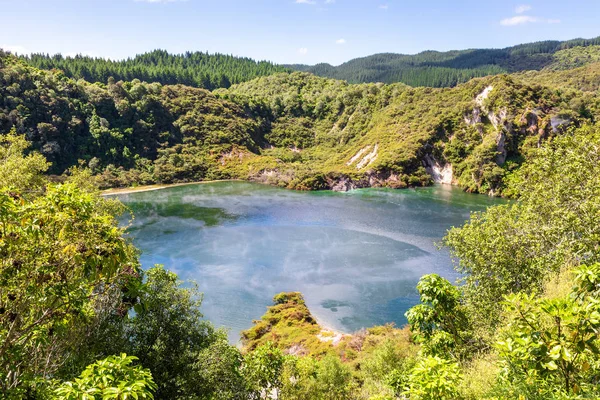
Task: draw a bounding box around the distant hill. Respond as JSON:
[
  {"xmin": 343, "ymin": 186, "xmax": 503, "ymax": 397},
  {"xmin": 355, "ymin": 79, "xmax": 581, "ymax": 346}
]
[
  {"xmin": 288, "ymin": 37, "xmax": 600, "ymax": 87},
  {"xmin": 20, "ymin": 49, "xmax": 290, "ymax": 90}
]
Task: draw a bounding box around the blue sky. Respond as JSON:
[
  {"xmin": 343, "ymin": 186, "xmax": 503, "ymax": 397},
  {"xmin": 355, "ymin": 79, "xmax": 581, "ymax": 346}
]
[{"xmin": 3, "ymin": 0, "xmax": 599, "ymax": 65}]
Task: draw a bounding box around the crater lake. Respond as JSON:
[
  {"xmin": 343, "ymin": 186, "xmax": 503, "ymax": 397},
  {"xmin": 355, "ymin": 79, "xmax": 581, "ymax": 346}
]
[{"xmin": 115, "ymin": 181, "xmax": 501, "ymax": 342}]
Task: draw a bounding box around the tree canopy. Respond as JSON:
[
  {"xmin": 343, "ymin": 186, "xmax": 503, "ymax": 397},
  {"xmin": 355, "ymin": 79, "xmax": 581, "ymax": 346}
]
[{"xmin": 22, "ymin": 49, "xmax": 289, "ymax": 91}]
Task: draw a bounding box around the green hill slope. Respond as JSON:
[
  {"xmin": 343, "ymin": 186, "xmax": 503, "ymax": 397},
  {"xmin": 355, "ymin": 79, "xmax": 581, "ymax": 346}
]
[{"xmin": 1, "ymin": 50, "xmax": 599, "ymax": 195}]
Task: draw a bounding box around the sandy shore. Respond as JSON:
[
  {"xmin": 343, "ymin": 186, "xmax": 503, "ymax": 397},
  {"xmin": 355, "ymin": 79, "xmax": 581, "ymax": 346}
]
[
  {"xmin": 101, "ymin": 179, "xmax": 242, "ymax": 196},
  {"xmin": 311, "ymin": 313, "xmax": 352, "ymax": 338}
]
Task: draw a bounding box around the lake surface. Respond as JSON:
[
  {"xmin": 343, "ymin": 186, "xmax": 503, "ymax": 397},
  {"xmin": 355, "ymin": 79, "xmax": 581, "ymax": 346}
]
[{"xmin": 116, "ymin": 181, "xmax": 501, "ymax": 342}]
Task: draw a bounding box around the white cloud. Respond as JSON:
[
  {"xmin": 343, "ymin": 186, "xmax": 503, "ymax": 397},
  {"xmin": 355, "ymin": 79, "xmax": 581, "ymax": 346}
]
[
  {"xmin": 325, "ymin": 0, "xmax": 336, "ymax": 3},
  {"xmin": 515, "ymin": 4, "xmax": 532, "ymax": 14},
  {"xmin": 295, "ymin": 0, "xmax": 316, "ymax": 4},
  {"xmin": 298, "ymin": 47, "xmax": 308, "ymax": 55},
  {"xmin": 336, "ymin": 39, "xmax": 346, "ymax": 45},
  {"xmin": 500, "ymin": 15, "xmax": 561, "ymax": 26},
  {"xmin": 379, "ymin": 4, "xmax": 388, "ymax": 9},
  {"xmin": 500, "ymin": 15, "xmax": 538, "ymax": 25},
  {"xmin": 1, "ymin": 44, "xmax": 29, "ymax": 54}
]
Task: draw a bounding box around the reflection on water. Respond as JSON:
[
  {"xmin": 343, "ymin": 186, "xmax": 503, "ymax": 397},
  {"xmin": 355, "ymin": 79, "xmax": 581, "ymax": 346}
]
[{"xmin": 116, "ymin": 181, "xmax": 501, "ymax": 342}]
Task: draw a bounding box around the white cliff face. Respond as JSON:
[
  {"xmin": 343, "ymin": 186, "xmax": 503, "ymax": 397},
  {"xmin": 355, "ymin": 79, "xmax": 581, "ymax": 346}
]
[
  {"xmin": 347, "ymin": 146, "xmax": 370, "ymax": 166},
  {"xmin": 488, "ymin": 109, "xmax": 508, "ymax": 129},
  {"xmin": 472, "ymin": 86, "xmax": 508, "ymax": 129},
  {"xmin": 424, "ymin": 155, "xmax": 454, "ymax": 185},
  {"xmin": 475, "ymin": 85, "xmax": 493, "ymax": 107},
  {"xmin": 432, "ymin": 163, "xmax": 454, "ymax": 185},
  {"xmin": 464, "ymin": 86, "xmax": 511, "ymax": 166},
  {"xmin": 356, "ymin": 144, "xmax": 378, "ymax": 169},
  {"xmin": 465, "ymin": 86, "xmax": 495, "ymax": 136},
  {"xmin": 347, "ymin": 144, "xmax": 379, "ymax": 170}
]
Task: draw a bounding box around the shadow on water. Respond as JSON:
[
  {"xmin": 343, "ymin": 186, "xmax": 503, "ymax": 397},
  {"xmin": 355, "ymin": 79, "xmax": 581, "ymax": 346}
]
[{"xmin": 124, "ymin": 202, "xmax": 238, "ymax": 231}]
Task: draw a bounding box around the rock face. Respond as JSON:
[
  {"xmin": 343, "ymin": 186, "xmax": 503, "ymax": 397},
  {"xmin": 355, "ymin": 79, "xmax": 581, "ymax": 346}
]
[
  {"xmin": 331, "ymin": 170, "xmax": 412, "ymax": 192},
  {"xmin": 424, "ymin": 155, "xmax": 454, "ymax": 185},
  {"xmin": 551, "ymin": 115, "xmax": 572, "ymax": 133},
  {"xmin": 347, "ymin": 144, "xmax": 379, "ymax": 170},
  {"xmin": 496, "ymin": 131, "xmax": 507, "ymax": 165},
  {"xmin": 330, "ymin": 177, "xmax": 360, "ymax": 192},
  {"xmin": 475, "ymin": 85, "xmax": 494, "ymax": 107},
  {"xmin": 463, "ymin": 86, "xmax": 511, "ymax": 167}
]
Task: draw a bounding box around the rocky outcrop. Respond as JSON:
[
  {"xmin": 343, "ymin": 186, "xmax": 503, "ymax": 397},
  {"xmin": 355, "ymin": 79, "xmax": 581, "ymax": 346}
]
[
  {"xmin": 423, "ymin": 155, "xmax": 454, "ymax": 185},
  {"xmin": 496, "ymin": 131, "xmax": 507, "ymax": 165},
  {"xmin": 327, "ymin": 170, "xmax": 408, "ymax": 192},
  {"xmin": 488, "ymin": 109, "xmax": 508, "ymax": 129},
  {"xmin": 465, "ymin": 86, "xmax": 511, "ymax": 167},
  {"xmin": 475, "ymin": 85, "xmax": 494, "ymax": 107},
  {"xmin": 330, "ymin": 177, "xmax": 362, "ymax": 192},
  {"xmin": 550, "ymin": 115, "xmax": 572, "ymax": 133},
  {"xmin": 347, "ymin": 144, "xmax": 379, "ymax": 170}
]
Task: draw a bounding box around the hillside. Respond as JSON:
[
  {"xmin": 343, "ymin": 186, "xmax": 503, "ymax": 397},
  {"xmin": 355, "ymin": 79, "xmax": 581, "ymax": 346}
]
[
  {"xmin": 2, "ymin": 49, "xmax": 600, "ymax": 196},
  {"xmin": 516, "ymin": 60, "xmax": 600, "ymax": 92},
  {"xmin": 20, "ymin": 49, "xmax": 289, "ymax": 90},
  {"xmin": 289, "ymin": 37, "xmax": 600, "ymax": 87}
]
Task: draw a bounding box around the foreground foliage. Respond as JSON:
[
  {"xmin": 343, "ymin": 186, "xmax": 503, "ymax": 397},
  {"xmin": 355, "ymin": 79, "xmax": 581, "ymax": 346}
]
[
  {"xmin": 55, "ymin": 354, "xmax": 156, "ymax": 400},
  {"xmin": 495, "ymin": 265, "xmax": 600, "ymax": 398},
  {"xmin": 445, "ymin": 126, "xmax": 600, "ymax": 330},
  {"xmin": 0, "ymin": 135, "xmax": 141, "ymax": 396}
]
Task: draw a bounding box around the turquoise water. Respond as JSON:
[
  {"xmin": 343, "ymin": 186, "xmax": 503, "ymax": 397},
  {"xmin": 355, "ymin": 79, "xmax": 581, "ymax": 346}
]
[{"xmin": 116, "ymin": 181, "xmax": 501, "ymax": 342}]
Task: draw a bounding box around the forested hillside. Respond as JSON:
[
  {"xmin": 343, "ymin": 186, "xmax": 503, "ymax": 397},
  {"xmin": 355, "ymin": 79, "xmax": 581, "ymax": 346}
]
[
  {"xmin": 22, "ymin": 49, "xmax": 289, "ymax": 90},
  {"xmin": 290, "ymin": 37, "xmax": 600, "ymax": 87},
  {"xmin": 2, "ymin": 49, "xmax": 599, "ymax": 196}
]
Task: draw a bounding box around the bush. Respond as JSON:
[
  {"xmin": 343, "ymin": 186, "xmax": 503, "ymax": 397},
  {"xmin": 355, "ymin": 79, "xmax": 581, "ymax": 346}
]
[{"xmin": 54, "ymin": 354, "xmax": 156, "ymax": 400}]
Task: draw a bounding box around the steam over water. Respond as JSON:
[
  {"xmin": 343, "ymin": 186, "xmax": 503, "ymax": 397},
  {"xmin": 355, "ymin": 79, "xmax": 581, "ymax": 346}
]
[{"xmin": 116, "ymin": 182, "xmax": 501, "ymax": 342}]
